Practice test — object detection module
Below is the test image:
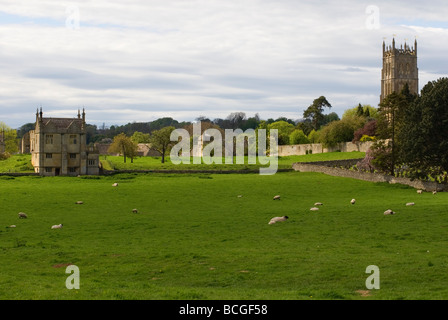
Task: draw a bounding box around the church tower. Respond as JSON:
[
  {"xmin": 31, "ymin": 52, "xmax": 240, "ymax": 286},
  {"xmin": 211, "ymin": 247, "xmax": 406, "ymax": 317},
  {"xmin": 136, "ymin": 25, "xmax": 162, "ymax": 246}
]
[{"xmin": 380, "ymin": 38, "xmax": 418, "ymax": 103}]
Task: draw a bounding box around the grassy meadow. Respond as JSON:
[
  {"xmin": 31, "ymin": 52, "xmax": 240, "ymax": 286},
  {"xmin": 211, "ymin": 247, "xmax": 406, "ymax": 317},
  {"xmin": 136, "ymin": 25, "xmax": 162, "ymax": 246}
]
[{"xmin": 1, "ymin": 169, "xmax": 447, "ymax": 300}]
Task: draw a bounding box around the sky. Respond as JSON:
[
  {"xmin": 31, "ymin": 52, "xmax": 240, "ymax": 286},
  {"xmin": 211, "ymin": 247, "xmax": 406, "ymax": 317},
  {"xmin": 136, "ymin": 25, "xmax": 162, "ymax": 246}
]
[{"xmin": 1, "ymin": 0, "xmax": 448, "ymax": 129}]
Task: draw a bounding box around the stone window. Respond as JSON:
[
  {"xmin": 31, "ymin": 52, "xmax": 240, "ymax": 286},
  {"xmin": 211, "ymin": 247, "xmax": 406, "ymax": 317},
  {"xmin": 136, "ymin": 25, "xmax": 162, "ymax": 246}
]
[
  {"xmin": 45, "ymin": 167, "xmax": 52, "ymax": 173},
  {"xmin": 69, "ymin": 167, "xmax": 77, "ymax": 173},
  {"xmin": 88, "ymin": 159, "xmax": 96, "ymax": 166},
  {"xmin": 46, "ymin": 153, "xmax": 52, "ymax": 159},
  {"xmin": 46, "ymin": 134, "xmax": 53, "ymax": 144},
  {"xmin": 70, "ymin": 135, "xmax": 77, "ymax": 144},
  {"xmin": 70, "ymin": 153, "xmax": 77, "ymax": 159}
]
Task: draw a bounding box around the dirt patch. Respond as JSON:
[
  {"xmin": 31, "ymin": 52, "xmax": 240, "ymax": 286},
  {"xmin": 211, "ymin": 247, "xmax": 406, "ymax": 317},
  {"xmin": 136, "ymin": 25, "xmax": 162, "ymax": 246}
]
[{"xmin": 356, "ymin": 290, "xmax": 371, "ymax": 297}]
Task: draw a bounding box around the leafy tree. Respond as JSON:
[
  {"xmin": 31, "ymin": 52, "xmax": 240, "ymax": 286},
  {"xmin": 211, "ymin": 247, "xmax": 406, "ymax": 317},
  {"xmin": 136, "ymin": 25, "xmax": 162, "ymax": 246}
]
[
  {"xmin": 303, "ymin": 96, "xmax": 332, "ymax": 131},
  {"xmin": 0, "ymin": 122, "xmax": 18, "ymax": 155},
  {"xmin": 307, "ymin": 129, "xmax": 320, "ymax": 143},
  {"xmin": 289, "ymin": 129, "xmax": 310, "ymax": 145},
  {"xmin": 150, "ymin": 126, "xmax": 176, "ymax": 163},
  {"xmin": 318, "ymin": 116, "xmax": 365, "ymax": 148},
  {"xmin": 131, "ymin": 131, "xmax": 151, "ymax": 143},
  {"xmin": 352, "ymin": 120, "xmax": 377, "ymax": 142},
  {"xmin": 108, "ymin": 133, "xmax": 138, "ymax": 163},
  {"xmin": 267, "ymin": 121, "xmax": 294, "ymax": 145},
  {"xmin": 399, "ymin": 78, "xmax": 448, "ymax": 181}
]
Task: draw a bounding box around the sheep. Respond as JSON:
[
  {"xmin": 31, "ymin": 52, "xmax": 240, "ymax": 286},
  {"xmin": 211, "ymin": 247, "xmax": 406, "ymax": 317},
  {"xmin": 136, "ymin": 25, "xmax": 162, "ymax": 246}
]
[
  {"xmin": 350, "ymin": 199, "xmax": 356, "ymax": 205},
  {"xmin": 268, "ymin": 216, "xmax": 288, "ymax": 224},
  {"xmin": 51, "ymin": 224, "xmax": 63, "ymax": 229},
  {"xmin": 384, "ymin": 209, "xmax": 395, "ymax": 215},
  {"xmin": 112, "ymin": 183, "xmax": 119, "ymax": 187},
  {"xmin": 406, "ymin": 202, "xmax": 415, "ymax": 206},
  {"xmin": 18, "ymin": 212, "xmax": 28, "ymax": 219},
  {"xmin": 310, "ymin": 207, "xmax": 319, "ymax": 211},
  {"xmin": 417, "ymin": 190, "xmax": 423, "ymax": 194},
  {"xmin": 314, "ymin": 202, "xmax": 323, "ymax": 206},
  {"xmin": 237, "ymin": 195, "xmax": 243, "ymax": 198},
  {"xmin": 8, "ymin": 225, "xmax": 16, "ymax": 228},
  {"xmin": 75, "ymin": 201, "xmax": 84, "ymax": 205},
  {"xmin": 433, "ymin": 190, "xmax": 437, "ymax": 195},
  {"xmin": 273, "ymin": 195, "xmax": 281, "ymax": 200},
  {"xmin": 132, "ymin": 209, "xmax": 138, "ymax": 213}
]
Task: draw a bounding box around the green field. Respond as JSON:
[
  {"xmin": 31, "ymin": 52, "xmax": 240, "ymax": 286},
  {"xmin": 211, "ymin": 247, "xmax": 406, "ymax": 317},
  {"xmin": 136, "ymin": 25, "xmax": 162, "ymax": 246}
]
[
  {"xmin": 101, "ymin": 151, "xmax": 366, "ymax": 171},
  {"xmin": 1, "ymin": 170, "xmax": 447, "ymax": 300}
]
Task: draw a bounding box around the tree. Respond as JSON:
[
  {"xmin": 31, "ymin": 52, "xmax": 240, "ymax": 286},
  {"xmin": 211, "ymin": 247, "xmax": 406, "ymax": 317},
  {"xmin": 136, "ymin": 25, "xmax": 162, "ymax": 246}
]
[
  {"xmin": 266, "ymin": 120, "xmax": 295, "ymax": 145},
  {"xmin": 150, "ymin": 126, "xmax": 176, "ymax": 163},
  {"xmin": 0, "ymin": 122, "xmax": 19, "ymax": 155},
  {"xmin": 131, "ymin": 131, "xmax": 151, "ymax": 144},
  {"xmin": 399, "ymin": 78, "xmax": 448, "ymax": 181},
  {"xmin": 108, "ymin": 133, "xmax": 138, "ymax": 163},
  {"xmin": 318, "ymin": 116, "xmax": 365, "ymax": 148},
  {"xmin": 289, "ymin": 129, "xmax": 310, "ymax": 145},
  {"xmin": 303, "ymin": 96, "xmax": 332, "ymax": 131},
  {"xmin": 352, "ymin": 120, "xmax": 377, "ymax": 142}
]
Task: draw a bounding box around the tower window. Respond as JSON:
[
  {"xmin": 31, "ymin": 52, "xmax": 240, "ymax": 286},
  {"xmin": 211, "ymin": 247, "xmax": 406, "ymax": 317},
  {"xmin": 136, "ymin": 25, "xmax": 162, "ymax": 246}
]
[{"xmin": 46, "ymin": 153, "xmax": 52, "ymax": 159}]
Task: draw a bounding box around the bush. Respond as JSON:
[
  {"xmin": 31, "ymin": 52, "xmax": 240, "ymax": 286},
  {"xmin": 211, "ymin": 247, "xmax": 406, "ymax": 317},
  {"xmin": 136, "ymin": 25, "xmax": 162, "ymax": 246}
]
[{"xmin": 289, "ymin": 129, "xmax": 310, "ymax": 145}]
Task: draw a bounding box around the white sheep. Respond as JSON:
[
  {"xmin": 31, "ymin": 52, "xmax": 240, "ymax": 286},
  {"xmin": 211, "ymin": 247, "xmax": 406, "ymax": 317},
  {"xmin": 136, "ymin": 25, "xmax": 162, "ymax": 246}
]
[
  {"xmin": 18, "ymin": 212, "xmax": 28, "ymax": 219},
  {"xmin": 314, "ymin": 202, "xmax": 323, "ymax": 206},
  {"xmin": 112, "ymin": 183, "xmax": 119, "ymax": 187},
  {"xmin": 8, "ymin": 225, "xmax": 16, "ymax": 228},
  {"xmin": 51, "ymin": 224, "xmax": 63, "ymax": 229},
  {"xmin": 310, "ymin": 207, "xmax": 319, "ymax": 211},
  {"xmin": 268, "ymin": 216, "xmax": 288, "ymax": 224},
  {"xmin": 75, "ymin": 201, "xmax": 84, "ymax": 205},
  {"xmin": 417, "ymin": 190, "xmax": 423, "ymax": 194},
  {"xmin": 132, "ymin": 209, "xmax": 138, "ymax": 213},
  {"xmin": 433, "ymin": 190, "xmax": 437, "ymax": 195},
  {"xmin": 384, "ymin": 209, "xmax": 395, "ymax": 215},
  {"xmin": 350, "ymin": 199, "xmax": 356, "ymax": 205},
  {"xmin": 406, "ymin": 202, "xmax": 415, "ymax": 206},
  {"xmin": 273, "ymin": 195, "xmax": 281, "ymax": 200}
]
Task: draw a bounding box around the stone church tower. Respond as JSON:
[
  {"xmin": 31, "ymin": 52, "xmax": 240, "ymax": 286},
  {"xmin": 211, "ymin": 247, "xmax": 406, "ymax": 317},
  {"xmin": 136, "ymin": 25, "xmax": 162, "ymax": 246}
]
[{"xmin": 380, "ymin": 38, "xmax": 418, "ymax": 103}]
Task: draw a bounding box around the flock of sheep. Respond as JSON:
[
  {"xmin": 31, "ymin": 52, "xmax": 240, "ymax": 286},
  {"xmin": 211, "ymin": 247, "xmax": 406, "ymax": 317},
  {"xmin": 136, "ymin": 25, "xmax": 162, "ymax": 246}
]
[
  {"xmin": 267, "ymin": 188, "xmax": 437, "ymax": 225},
  {"xmin": 6, "ymin": 182, "xmax": 138, "ymax": 230}
]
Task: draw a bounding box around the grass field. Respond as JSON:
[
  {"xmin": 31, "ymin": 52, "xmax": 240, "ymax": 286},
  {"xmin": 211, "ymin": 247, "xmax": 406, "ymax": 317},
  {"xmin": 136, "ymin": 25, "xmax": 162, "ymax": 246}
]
[
  {"xmin": 1, "ymin": 170, "xmax": 447, "ymax": 300},
  {"xmin": 101, "ymin": 151, "xmax": 366, "ymax": 171}
]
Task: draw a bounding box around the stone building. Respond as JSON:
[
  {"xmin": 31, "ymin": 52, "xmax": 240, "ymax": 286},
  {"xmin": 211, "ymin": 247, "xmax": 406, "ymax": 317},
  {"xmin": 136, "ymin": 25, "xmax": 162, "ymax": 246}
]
[
  {"xmin": 29, "ymin": 108, "xmax": 99, "ymax": 176},
  {"xmin": 380, "ymin": 38, "xmax": 418, "ymax": 103}
]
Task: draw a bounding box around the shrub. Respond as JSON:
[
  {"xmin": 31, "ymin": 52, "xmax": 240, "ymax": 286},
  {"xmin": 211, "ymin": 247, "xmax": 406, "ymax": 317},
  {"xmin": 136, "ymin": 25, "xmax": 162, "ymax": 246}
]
[{"xmin": 289, "ymin": 129, "xmax": 310, "ymax": 145}]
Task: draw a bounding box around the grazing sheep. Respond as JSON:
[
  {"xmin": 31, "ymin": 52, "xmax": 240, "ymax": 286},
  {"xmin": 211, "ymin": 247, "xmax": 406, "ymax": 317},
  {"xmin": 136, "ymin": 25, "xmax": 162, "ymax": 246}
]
[
  {"xmin": 417, "ymin": 190, "xmax": 423, "ymax": 194},
  {"xmin": 237, "ymin": 195, "xmax": 243, "ymax": 198},
  {"xmin": 350, "ymin": 199, "xmax": 356, "ymax": 205},
  {"xmin": 112, "ymin": 183, "xmax": 119, "ymax": 187},
  {"xmin": 51, "ymin": 224, "xmax": 63, "ymax": 229},
  {"xmin": 8, "ymin": 225, "xmax": 16, "ymax": 228},
  {"xmin": 268, "ymin": 216, "xmax": 288, "ymax": 224},
  {"xmin": 132, "ymin": 209, "xmax": 138, "ymax": 213},
  {"xmin": 18, "ymin": 212, "xmax": 28, "ymax": 219},
  {"xmin": 433, "ymin": 190, "xmax": 437, "ymax": 195},
  {"xmin": 384, "ymin": 209, "xmax": 395, "ymax": 215},
  {"xmin": 406, "ymin": 202, "xmax": 415, "ymax": 206},
  {"xmin": 75, "ymin": 201, "xmax": 84, "ymax": 205},
  {"xmin": 273, "ymin": 195, "xmax": 281, "ymax": 200},
  {"xmin": 314, "ymin": 202, "xmax": 323, "ymax": 206},
  {"xmin": 310, "ymin": 207, "xmax": 319, "ymax": 211}
]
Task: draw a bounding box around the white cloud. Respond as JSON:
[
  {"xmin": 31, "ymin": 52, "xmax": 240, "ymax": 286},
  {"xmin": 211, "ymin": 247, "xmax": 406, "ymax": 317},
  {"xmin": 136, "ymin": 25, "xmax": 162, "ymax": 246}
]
[{"xmin": 0, "ymin": 0, "xmax": 448, "ymax": 128}]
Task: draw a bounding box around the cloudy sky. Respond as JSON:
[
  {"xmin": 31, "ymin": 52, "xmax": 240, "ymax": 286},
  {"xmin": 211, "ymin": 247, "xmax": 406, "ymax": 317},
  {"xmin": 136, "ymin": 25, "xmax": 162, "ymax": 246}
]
[{"xmin": 1, "ymin": 0, "xmax": 448, "ymax": 128}]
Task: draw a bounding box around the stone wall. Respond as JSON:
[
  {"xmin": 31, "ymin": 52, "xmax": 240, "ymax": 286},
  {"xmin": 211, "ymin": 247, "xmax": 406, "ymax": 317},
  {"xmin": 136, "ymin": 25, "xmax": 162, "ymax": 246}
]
[
  {"xmin": 278, "ymin": 141, "xmax": 373, "ymax": 157},
  {"xmin": 292, "ymin": 159, "xmax": 447, "ymax": 192}
]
